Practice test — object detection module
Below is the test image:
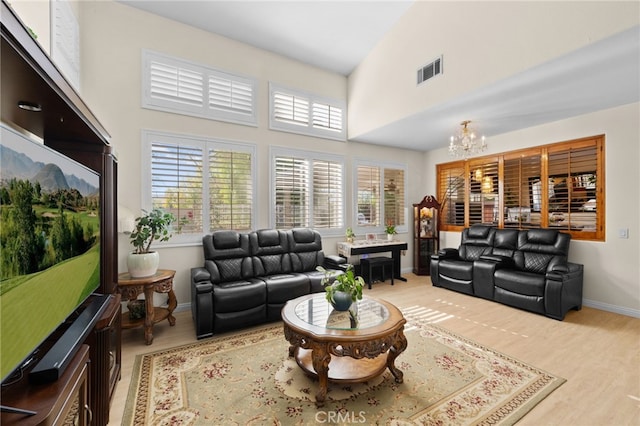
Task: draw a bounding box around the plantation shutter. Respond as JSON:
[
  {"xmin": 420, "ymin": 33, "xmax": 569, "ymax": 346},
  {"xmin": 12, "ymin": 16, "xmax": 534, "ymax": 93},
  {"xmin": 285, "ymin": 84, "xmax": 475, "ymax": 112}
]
[
  {"xmin": 503, "ymin": 151, "xmax": 541, "ymax": 229},
  {"xmin": 548, "ymin": 141, "xmax": 598, "ymax": 232},
  {"xmin": 468, "ymin": 159, "xmax": 500, "ymax": 226},
  {"xmin": 437, "ymin": 163, "xmax": 465, "ymax": 227},
  {"xmin": 273, "ymin": 92, "xmax": 309, "ymax": 126},
  {"xmin": 312, "ymin": 160, "xmax": 343, "ymax": 229},
  {"xmin": 312, "ymin": 102, "xmax": 343, "ymax": 132},
  {"xmin": 143, "ymin": 50, "xmax": 257, "ymax": 125},
  {"xmin": 151, "ymin": 141, "xmax": 203, "ymax": 234},
  {"xmin": 357, "ymin": 165, "xmax": 381, "ymax": 227},
  {"xmin": 384, "ymin": 169, "xmax": 405, "ymax": 227},
  {"xmin": 149, "ymin": 60, "xmax": 204, "ymax": 109},
  {"xmin": 274, "ymin": 156, "xmax": 309, "ymax": 228},
  {"xmin": 209, "ymin": 149, "xmax": 253, "ymax": 231},
  {"xmin": 208, "ymin": 74, "xmax": 254, "ymax": 115}
]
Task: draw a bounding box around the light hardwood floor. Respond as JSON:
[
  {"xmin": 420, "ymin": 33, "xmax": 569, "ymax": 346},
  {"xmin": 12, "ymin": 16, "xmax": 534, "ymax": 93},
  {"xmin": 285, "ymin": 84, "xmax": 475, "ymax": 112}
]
[{"xmin": 108, "ymin": 274, "xmax": 640, "ymax": 425}]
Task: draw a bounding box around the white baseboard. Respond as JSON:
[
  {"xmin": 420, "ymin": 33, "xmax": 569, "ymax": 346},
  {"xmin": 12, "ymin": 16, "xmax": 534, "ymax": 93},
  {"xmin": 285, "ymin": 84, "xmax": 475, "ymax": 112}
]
[
  {"xmin": 582, "ymin": 298, "xmax": 640, "ymax": 318},
  {"xmin": 175, "ymin": 302, "xmax": 191, "ymax": 313}
]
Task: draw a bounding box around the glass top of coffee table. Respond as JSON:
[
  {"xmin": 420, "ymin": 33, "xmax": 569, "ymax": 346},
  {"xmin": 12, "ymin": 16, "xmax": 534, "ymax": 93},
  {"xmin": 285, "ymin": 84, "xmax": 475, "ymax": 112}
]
[{"xmin": 293, "ymin": 293, "xmax": 389, "ymax": 330}]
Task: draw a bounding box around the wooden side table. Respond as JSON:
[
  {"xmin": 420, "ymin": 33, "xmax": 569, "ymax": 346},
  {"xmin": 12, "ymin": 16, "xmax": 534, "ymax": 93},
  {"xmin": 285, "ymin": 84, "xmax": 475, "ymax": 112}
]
[{"xmin": 117, "ymin": 269, "xmax": 177, "ymax": 345}]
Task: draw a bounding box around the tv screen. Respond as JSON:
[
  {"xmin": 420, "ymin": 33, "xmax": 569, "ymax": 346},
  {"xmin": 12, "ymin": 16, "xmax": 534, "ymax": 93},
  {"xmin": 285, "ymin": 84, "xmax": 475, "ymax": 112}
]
[{"xmin": 0, "ymin": 124, "xmax": 101, "ymax": 383}]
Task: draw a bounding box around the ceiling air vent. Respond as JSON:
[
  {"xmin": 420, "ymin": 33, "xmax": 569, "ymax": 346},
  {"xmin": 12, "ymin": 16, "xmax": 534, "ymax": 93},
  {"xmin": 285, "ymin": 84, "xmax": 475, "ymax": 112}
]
[{"xmin": 417, "ymin": 56, "xmax": 442, "ymax": 85}]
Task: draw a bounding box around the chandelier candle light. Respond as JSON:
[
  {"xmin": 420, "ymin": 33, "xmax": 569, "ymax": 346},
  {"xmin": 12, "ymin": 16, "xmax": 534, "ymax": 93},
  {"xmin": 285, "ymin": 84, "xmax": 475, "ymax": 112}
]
[{"xmin": 449, "ymin": 120, "xmax": 487, "ymax": 158}]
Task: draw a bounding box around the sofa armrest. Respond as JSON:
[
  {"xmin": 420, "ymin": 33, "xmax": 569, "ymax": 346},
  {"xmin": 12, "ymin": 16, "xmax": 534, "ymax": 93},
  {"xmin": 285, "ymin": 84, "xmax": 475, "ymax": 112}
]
[
  {"xmin": 324, "ymin": 254, "xmax": 348, "ymax": 271},
  {"xmin": 473, "ymin": 256, "xmax": 505, "ymax": 300},
  {"xmin": 545, "ymin": 262, "xmax": 584, "ymax": 320},
  {"xmin": 432, "ymin": 248, "xmax": 459, "ymax": 260},
  {"xmin": 191, "ymin": 267, "xmax": 214, "ymax": 339},
  {"xmin": 191, "ymin": 266, "xmax": 211, "ymax": 283},
  {"xmin": 479, "ymin": 254, "xmax": 516, "ymax": 269}
]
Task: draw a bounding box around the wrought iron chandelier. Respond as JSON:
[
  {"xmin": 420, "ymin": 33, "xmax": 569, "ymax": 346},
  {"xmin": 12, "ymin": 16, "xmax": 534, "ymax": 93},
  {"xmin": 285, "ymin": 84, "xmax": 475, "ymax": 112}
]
[{"xmin": 448, "ymin": 120, "xmax": 486, "ymax": 158}]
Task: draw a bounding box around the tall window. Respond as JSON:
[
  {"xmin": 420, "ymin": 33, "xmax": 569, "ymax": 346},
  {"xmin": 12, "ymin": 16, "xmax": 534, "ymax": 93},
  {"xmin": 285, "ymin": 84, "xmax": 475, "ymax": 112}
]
[
  {"xmin": 436, "ymin": 135, "xmax": 604, "ymax": 241},
  {"xmin": 271, "ymin": 148, "xmax": 344, "ymax": 233},
  {"xmin": 143, "ymin": 131, "xmax": 256, "ymax": 244},
  {"xmin": 355, "ymin": 162, "xmax": 406, "ymax": 232},
  {"xmin": 269, "ymin": 83, "xmax": 346, "ymax": 141}
]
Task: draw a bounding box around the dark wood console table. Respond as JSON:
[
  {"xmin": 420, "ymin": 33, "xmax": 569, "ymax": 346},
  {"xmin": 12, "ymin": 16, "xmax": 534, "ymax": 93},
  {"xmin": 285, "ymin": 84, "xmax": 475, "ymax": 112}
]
[{"xmin": 337, "ymin": 240, "xmax": 409, "ymax": 281}]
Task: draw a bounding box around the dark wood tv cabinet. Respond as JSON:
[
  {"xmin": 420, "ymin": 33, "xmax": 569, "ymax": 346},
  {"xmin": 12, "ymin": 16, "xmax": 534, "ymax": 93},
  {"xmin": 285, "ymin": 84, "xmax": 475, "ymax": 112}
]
[
  {"xmin": 1, "ymin": 345, "xmax": 90, "ymax": 426},
  {"xmin": 87, "ymin": 293, "xmax": 122, "ymax": 425}
]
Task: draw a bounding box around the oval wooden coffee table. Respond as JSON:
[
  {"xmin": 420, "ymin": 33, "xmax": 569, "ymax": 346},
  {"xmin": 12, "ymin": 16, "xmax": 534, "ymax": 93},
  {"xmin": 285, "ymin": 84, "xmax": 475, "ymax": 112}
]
[{"xmin": 282, "ymin": 293, "xmax": 407, "ymax": 406}]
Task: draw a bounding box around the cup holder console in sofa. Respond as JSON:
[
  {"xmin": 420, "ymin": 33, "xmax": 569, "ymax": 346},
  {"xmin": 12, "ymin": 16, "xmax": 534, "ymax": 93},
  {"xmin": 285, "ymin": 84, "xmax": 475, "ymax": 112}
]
[
  {"xmin": 430, "ymin": 225, "xmax": 583, "ymax": 320},
  {"xmin": 191, "ymin": 228, "xmax": 344, "ymax": 338}
]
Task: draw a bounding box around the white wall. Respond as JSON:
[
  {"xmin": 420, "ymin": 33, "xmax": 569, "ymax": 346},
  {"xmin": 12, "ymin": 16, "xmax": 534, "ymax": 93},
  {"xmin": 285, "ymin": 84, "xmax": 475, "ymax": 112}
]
[
  {"xmin": 423, "ymin": 102, "xmax": 640, "ymax": 317},
  {"xmin": 77, "ymin": 1, "xmax": 426, "ymax": 310},
  {"xmin": 348, "ymin": 1, "xmax": 639, "ymax": 139},
  {"xmin": 9, "ymin": 0, "xmax": 53, "ymax": 56}
]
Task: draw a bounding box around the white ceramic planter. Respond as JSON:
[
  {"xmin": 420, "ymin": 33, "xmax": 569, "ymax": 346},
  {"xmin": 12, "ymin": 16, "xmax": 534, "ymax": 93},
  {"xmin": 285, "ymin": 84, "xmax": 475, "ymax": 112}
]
[
  {"xmin": 387, "ymin": 234, "xmax": 394, "ymax": 241},
  {"xmin": 127, "ymin": 251, "xmax": 159, "ymax": 278}
]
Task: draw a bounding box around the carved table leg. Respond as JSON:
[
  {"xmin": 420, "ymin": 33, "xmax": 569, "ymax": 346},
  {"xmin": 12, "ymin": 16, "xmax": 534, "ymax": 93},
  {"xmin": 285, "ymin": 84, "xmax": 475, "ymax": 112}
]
[
  {"xmin": 143, "ymin": 285, "xmax": 155, "ymax": 345},
  {"xmin": 166, "ymin": 288, "xmax": 177, "ymax": 326},
  {"xmin": 387, "ymin": 327, "xmax": 407, "ymax": 383},
  {"xmin": 311, "ymin": 344, "xmax": 331, "ymax": 407}
]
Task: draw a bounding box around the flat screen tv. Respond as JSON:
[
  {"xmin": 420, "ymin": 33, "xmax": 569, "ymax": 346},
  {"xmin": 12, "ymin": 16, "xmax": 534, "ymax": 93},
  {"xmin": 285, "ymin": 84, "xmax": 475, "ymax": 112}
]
[{"xmin": 0, "ymin": 124, "xmax": 101, "ymax": 384}]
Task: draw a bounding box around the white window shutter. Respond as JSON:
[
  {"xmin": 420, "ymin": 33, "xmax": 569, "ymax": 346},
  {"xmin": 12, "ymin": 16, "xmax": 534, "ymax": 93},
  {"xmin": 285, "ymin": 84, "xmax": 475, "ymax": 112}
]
[
  {"xmin": 274, "ymin": 156, "xmax": 310, "ymax": 228},
  {"xmin": 149, "ymin": 61, "xmax": 204, "ymax": 107},
  {"xmin": 143, "ymin": 50, "xmax": 257, "ymax": 126},
  {"xmin": 209, "ymin": 149, "xmax": 253, "ymax": 231},
  {"xmin": 313, "ymin": 160, "xmax": 343, "ymax": 228},
  {"xmin": 150, "ymin": 141, "xmax": 204, "ymax": 234}
]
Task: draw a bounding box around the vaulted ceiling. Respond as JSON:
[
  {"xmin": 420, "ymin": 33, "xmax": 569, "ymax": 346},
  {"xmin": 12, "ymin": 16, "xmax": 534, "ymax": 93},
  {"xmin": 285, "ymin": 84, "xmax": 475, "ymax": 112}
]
[{"xmin": 120, "ymin": 1, "xmax": 639, "ymax": 151}]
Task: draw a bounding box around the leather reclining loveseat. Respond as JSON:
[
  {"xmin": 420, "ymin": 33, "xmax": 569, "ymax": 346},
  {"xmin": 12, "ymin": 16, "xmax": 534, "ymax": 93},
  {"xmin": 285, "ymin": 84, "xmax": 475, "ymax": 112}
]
[
  {"xmin": 430, "ymin": 225, "xmax": 584, "ymax": 320},
  {"xmin": 191, "ymin": 227, "xmax": 343, "ymax": 338}
]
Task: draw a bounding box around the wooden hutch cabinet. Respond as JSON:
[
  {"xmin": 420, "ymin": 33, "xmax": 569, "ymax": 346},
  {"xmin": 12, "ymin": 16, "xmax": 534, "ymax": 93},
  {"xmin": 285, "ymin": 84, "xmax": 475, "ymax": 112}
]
[{"xmin": 413, "ymin": 195, "xmax": 440, "ymax": 275}]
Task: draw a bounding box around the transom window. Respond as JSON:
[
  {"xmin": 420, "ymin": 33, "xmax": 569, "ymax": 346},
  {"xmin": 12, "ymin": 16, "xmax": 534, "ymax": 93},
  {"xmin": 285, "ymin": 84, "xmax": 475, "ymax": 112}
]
[
  {"xmin": 271, "ymin": 147, "xmax": 344, "ymax": 234},
  {"xmin": 269, "ymin": 83, "xmax": 346, "ymax": 141},
  {"xmin": 142, "ymin": 49, "xmax": 257, "ymax": 126},
  {"xmin": 142, "ymin": 130, "xmax": 256, "ymax": 244},
  {"xmin": 436, "ymin": 135, "xmax": 604, "ymax": 241}
]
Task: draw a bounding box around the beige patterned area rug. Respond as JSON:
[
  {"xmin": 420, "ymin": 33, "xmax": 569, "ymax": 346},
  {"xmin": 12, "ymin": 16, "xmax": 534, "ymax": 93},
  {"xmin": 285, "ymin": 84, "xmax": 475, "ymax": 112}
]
[{"xmin": 123, "ymin": 310, "xmax": 564, "ymax": 425}]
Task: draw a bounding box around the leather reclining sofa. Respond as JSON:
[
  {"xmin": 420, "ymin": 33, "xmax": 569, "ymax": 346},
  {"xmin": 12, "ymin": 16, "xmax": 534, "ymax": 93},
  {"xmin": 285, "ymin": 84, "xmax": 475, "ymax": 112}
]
[
  {"xmin": 191, "ymin": 228, "xmax": 343, "ymax": 338},
  {"xmin": 430, "ymin": 225, "xmax": 584, "ymax": 320}
]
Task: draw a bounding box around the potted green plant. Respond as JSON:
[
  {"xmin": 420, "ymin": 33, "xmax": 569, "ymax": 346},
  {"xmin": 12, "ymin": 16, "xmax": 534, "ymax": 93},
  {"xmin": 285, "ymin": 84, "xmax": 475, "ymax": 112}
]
[
  {"xmin": 385, "ymin": 220, "xmax": 397, "ymax": 241},
  {"xmin": 318, "ymin": 265, "xmax": 364, "ymax": 311},
  {"xmin": 345, "ymin": 227, "xmax": 355, "ymax": 243},
  {"xmin": 127, "ymin": 208, "xmax": 176, "ymax": 278}
]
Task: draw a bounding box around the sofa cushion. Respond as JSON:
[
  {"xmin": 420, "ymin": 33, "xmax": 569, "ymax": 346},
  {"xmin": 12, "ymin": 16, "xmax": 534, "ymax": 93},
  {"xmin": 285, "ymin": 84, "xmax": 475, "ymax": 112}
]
[
  {"xmin": 251, "ymin": 229, "xmax": 288, "ymax": 254},
  {"xmin": 438, "ymin": 259, "xmax": 474, "ymax": 281},
  {"xmin": 459, "ymin": 225, "xmax": 495, "ymax": 261},
  {"xmin": 288, "ymin": 228, "xmax": 324, "ymax": 273},
  {"xmin": 525, "ymin": 229, "xmax": 558, "ymax": 245},
  {"xmin": 213, "ymin": 278, "xmax": 266, "ymax": 313},
  {"xmin": 205, "ymin": 257, "xmax": 253, "ymax": 283},
  {"xmin": 494, "ymin": 269, "xmax": 545, "ymax": 297},
  {"xmin": 262, "ymin": 274, "xmax": 310, "ymax": 303},
  {"xmin": 261, "ymin": 273, "xmax": 310, "ymax": 321},
  {"xmin": 515, "ymin": 229, "xmax": 570, "ymax": 273},
  {"xmin": 491, "ymin": 229, "xmax": 519, "ymax": 257},
  {"xmin": 251, "ymin": 229, "xmax": 292, "ymax": 275},
  {"xmin": 203, "ymin": 230, "xmax": 250, "ymax": 259},
  {"xmin": 202, "ymin": 231, "xmax": 253, "ymax": 283}
]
